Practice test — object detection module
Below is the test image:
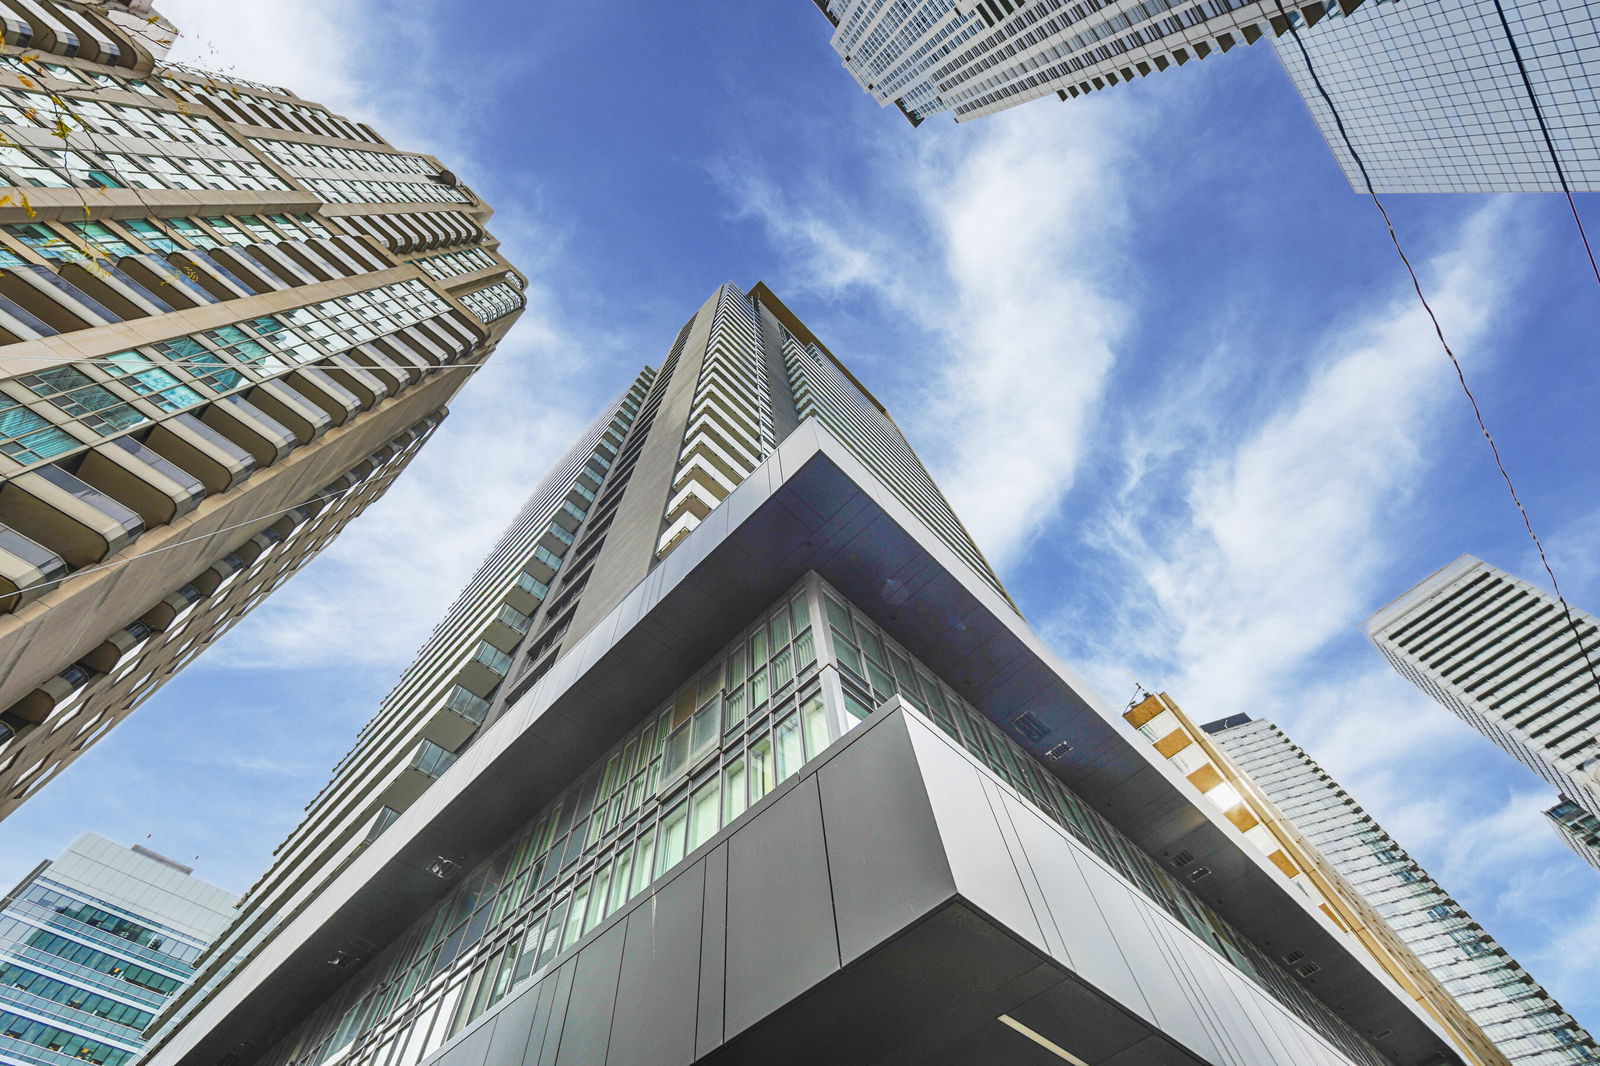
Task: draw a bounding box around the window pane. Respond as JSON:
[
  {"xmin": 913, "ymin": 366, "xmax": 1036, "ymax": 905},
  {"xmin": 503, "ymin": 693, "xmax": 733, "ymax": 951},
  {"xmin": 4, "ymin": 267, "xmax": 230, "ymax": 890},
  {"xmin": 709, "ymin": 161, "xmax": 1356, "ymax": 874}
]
[
  {"xmin": 802, "ymin": 695, "xmax": 830, "ymax": 758},
  {"xmin": 656, "ymin": 803, "xmax": 688, "ymax": 877},
  {"xmin": 774, "ymin": 714, "xmax": 802, "ymax": 783},
  {"xmin": 749, "ymin": 736, "xmax": 775, "ymax": 802},
  {"xmin": 723, "ymin": 760, "xmax": 747, "ymax": 823},
  {"xmin": 688, "ymin": 779, "xmax": 719, "ymax": 852}
]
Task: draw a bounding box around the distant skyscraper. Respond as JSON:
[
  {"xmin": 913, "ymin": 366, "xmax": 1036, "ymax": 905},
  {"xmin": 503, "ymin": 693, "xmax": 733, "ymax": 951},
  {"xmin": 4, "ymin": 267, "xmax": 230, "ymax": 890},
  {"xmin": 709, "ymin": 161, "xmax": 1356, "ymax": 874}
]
[
  {"xmin": 0, "ymin": 832, "xmax": 235, "ymax": 1066},
  {"xmin": 1274, "ymin": 0, "xmax": 1600, "ymax": 192},
  {"xmin": 0, "ymin": 1, "xmax": 525, "ymax": 819},
  {"xmin": 146, "ymin": 284, "xmax": 1478, "ymax": 1066},
  {"xmin": 1205, "ymin": 716, "xmax": 1599, "ymax": 1066},
  {"xmin": 1544, "ymin": 796, "xmax": 1600, "ymax": 873},
  {"xmin": 810, "ymin": 0, "xmax": 1376, "ymax": 124},
  {"xmin": 1366, "ymin": 555, "xmax": 1600, "ymax": 820}
]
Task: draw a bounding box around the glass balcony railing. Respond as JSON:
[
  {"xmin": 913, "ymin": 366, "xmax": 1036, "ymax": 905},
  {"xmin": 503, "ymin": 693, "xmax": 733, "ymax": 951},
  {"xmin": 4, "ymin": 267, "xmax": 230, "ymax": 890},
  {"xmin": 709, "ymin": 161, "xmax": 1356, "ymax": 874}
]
[{"xmin": 443, "ymin": 686, "xmax": 490, "ymax": 725}]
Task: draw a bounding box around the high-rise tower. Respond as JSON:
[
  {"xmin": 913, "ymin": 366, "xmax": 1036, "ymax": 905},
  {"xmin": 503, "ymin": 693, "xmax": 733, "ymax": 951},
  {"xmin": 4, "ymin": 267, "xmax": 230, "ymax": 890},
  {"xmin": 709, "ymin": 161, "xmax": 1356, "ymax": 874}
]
[
  {"xmin": 1202, "ymin": 716, "xmax": 1598, "ymax": 1066},
  {"xmin": 1365, "ymin": 556, "xmax": 1600, "ymax": 821},
  {"xmin": 810, "ymin": 0, "xmax": 1377, "ymax": 124},
  {"xmin": 1273, "ymin": 0, "xmax": 1600, "ymax": 193},
  {"xmin": 0, "ymin": 0, "xmax": 526, "ymax": 819},
  {"xmin": 1543, "ymin": 796, "xmax": 1600, "ymax": 874},
  {"xmin": 0, "ymin": 832, "xmax": 236, "ymax": 1066},
  {"xmin": 148, "ymin": 283, "xmax": 1481, "ymax": 1066}
]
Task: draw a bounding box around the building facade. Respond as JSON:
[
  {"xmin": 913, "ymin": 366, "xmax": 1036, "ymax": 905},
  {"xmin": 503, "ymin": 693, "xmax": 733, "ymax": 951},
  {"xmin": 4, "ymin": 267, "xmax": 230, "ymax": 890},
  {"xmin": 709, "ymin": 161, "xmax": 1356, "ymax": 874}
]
[
  {"xmin": 1365, "ymin": 555, "xmax": 1600, "ymax": 820},
  {"xmin": 1204, "ymin": 716, "xmax": 1598, "ymax": 1066},
  {"xmin": 1544, "ymin": 796, "xmax": 1600, "ymax": 873},
  {"xmin": 809, "ymin": 0, "xmax": 1377, "ymax": 124},
  {"xmin": 1273, "ymin": 0, "xmax": 1600, "ymax": 192},
  {"xmin": 141, "ymin": 283, "xmax": 1483, "ymax": 1066},
  {"xmin": 0, "ymin": 0, "xmax": 526, "ymax": 818},
  {"xmin": 0, "ymin": 832, "xmax": 235, "ymax": 1066}
]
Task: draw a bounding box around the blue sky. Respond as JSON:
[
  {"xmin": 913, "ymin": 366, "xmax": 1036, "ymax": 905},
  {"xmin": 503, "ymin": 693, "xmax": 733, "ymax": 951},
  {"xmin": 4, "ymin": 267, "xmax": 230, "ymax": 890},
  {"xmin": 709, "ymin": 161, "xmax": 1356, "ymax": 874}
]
[{"xmin": 4, "ymin": 0, "xmax": 1598, "ymax": 1033}]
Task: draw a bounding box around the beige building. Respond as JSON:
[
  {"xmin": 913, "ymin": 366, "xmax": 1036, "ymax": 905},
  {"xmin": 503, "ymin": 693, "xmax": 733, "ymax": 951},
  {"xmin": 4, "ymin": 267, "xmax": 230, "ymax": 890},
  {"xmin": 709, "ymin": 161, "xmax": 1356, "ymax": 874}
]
[{"xmin": 0, "ymin": 0, "xmax": 525, "ymax": 818}]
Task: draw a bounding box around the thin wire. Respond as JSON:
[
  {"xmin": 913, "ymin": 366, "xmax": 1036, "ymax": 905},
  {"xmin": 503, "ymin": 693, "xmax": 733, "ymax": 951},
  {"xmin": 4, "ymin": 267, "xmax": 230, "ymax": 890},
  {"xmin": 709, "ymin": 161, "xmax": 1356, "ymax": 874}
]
[
  {"xmin": 4, "ymin": 483, "xmax": 364, "ymax": 600},
  {"xmin": 1276, "ymin": 1, "xmax": 1600, "ymax": 693},
  {"xmin": 1487, "ymin": 0, "xmax": 1600, "ymax": 291}
]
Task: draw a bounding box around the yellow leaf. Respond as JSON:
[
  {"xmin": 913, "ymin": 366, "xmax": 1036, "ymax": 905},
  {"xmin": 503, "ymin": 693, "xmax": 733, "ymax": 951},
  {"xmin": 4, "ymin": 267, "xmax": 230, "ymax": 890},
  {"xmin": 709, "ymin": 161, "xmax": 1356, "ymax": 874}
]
[
  {"xmin": 20, "ymin": 191, "xmax": 35, "ymax": 219},
  {"xmin": 19, "ymin": 53, "xmax": 39, "ymax": 64},
  {"xmin": 51, "ymin": 117, "xmax": 71, "ymax": 139},
  {"xmin": 16, "ymin": 75, "xmax": 34, "ymax": 89},
  {"xmin": 0, "ymin": 195, "xmax": 11, "ymax": 206}
]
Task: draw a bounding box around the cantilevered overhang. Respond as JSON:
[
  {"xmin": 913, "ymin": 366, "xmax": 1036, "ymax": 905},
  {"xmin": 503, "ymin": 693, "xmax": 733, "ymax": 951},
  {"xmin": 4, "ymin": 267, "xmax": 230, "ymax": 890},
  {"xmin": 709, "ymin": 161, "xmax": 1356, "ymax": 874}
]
[{"xmin": 160, "ymin": 420, "xmax": 1464, "ymax": 1066}]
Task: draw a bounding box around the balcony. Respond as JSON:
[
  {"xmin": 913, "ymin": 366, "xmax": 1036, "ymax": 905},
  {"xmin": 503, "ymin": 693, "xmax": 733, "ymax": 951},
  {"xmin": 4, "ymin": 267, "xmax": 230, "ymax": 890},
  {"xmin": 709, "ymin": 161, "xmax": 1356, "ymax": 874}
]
[
  {"xmin": 0, "ymin": 464, "xmax": 144, "ymax": 568},
  {"xmin": 246, "ymin": 379, "xmax": 332, "ymax": 445},
  {"xmin": 141, "ymin": 413, "xmax": 257, "ymax": 494},
  {"xmin": 77, "ymin": 436, "xmax": 207, "ymax": 526},
  {"xmin": 483, "ymin": 603, "xmax": 532, "ymax": 652},
  {"xmin": 455, "ymin": 641, "xmax": 513, "ymax": 698},
  {"xmin": 505, "ymin": 571, "xmax": 549, "ymax": 614},
  {"xmin": 200, "ymin": 395, "xmax": 296, "ymax": 467},
  {"xmin": 0, "ymin": 521, "xmax": 67, "ymax": 613},
  {"xmin": 380, "ymin": 739, "xmax": 460, "ymax": 812},
  {"xmin": 422, "ymin": 685, "xmax": 491, "ymax": 751}
]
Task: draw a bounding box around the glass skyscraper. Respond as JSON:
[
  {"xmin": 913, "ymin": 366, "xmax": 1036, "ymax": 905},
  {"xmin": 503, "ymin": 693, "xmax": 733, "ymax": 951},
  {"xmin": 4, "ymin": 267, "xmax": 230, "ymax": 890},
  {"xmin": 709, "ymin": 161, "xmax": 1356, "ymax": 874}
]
[
  {"xmin": 1205, "ymin": 717, "xmax": 1598, "ymax": 1066},
  {"xmin": 145, "ymin": 284, "xmax": 1488, "ymax": 1066},
  {"xmin": 0, "ymin": 0, "xmax": 525, "ymax": 821},
  {"xmin": 1274, "ymin": 0, "xmax": 1600, "ymax": 192},
  {"xmin": 0, "ymin": 833, "xmax": 235, "ymax": 1066}
]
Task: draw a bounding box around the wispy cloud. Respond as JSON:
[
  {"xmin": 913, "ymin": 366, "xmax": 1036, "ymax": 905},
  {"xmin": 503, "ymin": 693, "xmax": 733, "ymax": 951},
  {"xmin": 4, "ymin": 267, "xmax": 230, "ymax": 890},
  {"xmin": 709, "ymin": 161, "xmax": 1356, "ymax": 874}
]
[
  {"xmin": 1060, "ymin": 199, "xmax": 1522, "ymax": 716},
  {"xmin": 719, "ymin": 102, "xmax": 1140, "ymax": 567}
]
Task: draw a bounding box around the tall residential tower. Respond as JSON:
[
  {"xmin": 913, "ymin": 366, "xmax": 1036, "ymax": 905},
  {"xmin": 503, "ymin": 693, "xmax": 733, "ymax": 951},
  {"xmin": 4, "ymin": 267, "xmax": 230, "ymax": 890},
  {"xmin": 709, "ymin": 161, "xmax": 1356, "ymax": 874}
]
[
  {"xmin": 810, "ymin": 0, "xmax": 1376, "ymax": 124},
  {"xmin": 0, "ymin": 0, "xmax": 525, "ymax": 819},
  {"xmin": 1203, "ymin": 716, "xmax": 1598, "ymax": 1066},
  {"xmin": 0, "ymin": 833, "xmax": 236, "ymax": 1066},
  {"xmin": 149, "ymin": 284, "xmax": 1482, "ymax": 1066},
  {"xmin": 1366, "ymin": 556, "xmax": 1600, "ymax": 822}
]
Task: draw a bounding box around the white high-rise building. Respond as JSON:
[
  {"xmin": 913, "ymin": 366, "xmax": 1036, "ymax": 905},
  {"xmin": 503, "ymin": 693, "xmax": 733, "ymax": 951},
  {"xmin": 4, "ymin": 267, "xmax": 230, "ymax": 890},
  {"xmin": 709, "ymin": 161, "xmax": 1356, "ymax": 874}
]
[
  {"xmin": 1205, "ymin": 717, "xmax": 1598, "ymax": 1066},
  {"xmin": 1365, "ymin": 555, "xmax": 1600, "ymax": 819}
]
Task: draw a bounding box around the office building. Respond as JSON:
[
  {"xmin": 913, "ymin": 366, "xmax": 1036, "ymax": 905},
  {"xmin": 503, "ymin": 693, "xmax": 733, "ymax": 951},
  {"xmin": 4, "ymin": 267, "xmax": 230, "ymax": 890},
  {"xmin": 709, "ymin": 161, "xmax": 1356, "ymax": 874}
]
[
  {"xmin": 810, "ymin": 0, "xmax": 1376, "ymax": 125},
  {"xmin": 0, "ymin": 832, "xmax": 235, "ymax": 1066},
  {"xmin": 1544, "ymin": 796, "xmax": 1600, "ymax": 873},
  {"xmin": 1273, "ymin": 0, "xmax": 1600, "ymax": 193},
  {"xmin": 1205, "ymin": 716, "xmax": 1598, "ymax": 1066},
  {"xmin": 0, "ymin": 0, "xmax": 526, "ymax": 819},
  {"xmin": 147, "ymin": 283, "xmax": 1482, "ymax": 1066},
  {"xmin": 1365, "ymin": 555, "xmax": 1600, "ymax": 820}
]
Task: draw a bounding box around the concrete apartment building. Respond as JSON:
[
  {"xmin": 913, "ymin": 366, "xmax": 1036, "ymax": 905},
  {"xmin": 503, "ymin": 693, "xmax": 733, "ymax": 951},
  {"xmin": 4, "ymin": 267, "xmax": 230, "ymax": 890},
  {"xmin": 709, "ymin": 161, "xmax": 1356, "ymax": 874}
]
[
  {"xmin": 1366, "ymin": 556, "xmax": 1600, "ymax": 825},
  {"xmin": 1543, "ymin": 795, "xmax": 1600, "ymax": 874},
  {"xmin": 0, "ymin": 832, "xmax": 236, "ymax": 1066},
  {"xmin": 140, "ymin": 283, "xmax": 1490, "ymax": 1066},
  {"xmin": 0, "ymin": 0, "xmax": 525, "ymax": 818},
  {"xmin": 1202, "ymin": 715, "xmax": 1597, "ymax": 1066}
]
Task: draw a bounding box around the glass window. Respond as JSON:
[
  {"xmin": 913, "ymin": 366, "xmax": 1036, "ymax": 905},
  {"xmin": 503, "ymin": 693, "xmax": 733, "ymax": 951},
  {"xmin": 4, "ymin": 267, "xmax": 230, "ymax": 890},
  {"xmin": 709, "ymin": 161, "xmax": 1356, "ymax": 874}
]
[
  {"xmin": 561, "ymin": 881, "xmax": 589, "ymax": 951},
  {"xmin": 749, "ymin": 736, "xmax": 775, "ymax": 803},
  {"xmin": 656, "ymin": 802, "xmax": 688, "ymax": 877},
  {"xmin": 802, "ymin": 695, "xmax": 830, "ymax": 757},
  {"xmin": 631, "ymin": 830, "xmax": 656, "ymax": 896},
  {"xmin": 774, "ymin": 713, "xmax": 802, "ymax": 783},
  {"xmin": 723, "ymin": 759, "xmax": 747, "ymax": 824},
  {"xmin": 688, "ymin": 778, "xmax": 719, "ymax": 852}
]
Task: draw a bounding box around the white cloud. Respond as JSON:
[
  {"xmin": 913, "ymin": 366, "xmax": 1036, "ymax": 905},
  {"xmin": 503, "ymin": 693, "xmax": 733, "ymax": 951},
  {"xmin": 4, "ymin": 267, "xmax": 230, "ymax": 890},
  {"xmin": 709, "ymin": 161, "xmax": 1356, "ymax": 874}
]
[
  {"xmin": 721, "ymin": 101, "xmax": 1138, "ymax": 567},
  {"xmin": 1066, "ymin": 199, "xmax": 1521, "ymax": 719}
]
